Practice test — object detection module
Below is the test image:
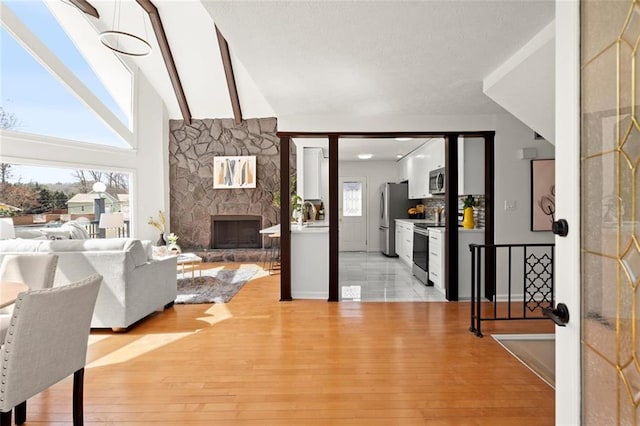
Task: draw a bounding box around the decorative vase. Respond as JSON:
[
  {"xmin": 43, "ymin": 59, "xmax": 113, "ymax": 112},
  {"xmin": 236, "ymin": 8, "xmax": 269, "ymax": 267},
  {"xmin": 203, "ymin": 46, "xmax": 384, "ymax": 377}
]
[
  {"xmin": 157, "ymin": 233, "xmax": 166, "ymax": 246},
  {"xmin": 462, "ymin": 207, "xmax": 475, "ymax": 229},
  {"xmin": 168, "ymin": 243, "xmax": 181, "ymax": 255}
]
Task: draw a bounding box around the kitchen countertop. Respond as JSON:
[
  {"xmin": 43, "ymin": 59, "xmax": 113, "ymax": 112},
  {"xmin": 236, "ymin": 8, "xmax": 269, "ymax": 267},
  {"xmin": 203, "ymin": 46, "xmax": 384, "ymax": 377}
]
[
  {"xmin": 395, "ymin": 219, "xmax": 442, "ymax": 224},
  {"xmin": 259, "ymin": 223, "xmax": 329, "ymax": 235}
]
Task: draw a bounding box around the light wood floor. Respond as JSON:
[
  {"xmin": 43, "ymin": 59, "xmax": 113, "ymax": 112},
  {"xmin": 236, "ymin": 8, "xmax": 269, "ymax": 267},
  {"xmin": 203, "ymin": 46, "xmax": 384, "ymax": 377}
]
[{"xmin": 26, "ymin": 262, "xmax": 554, "ymax": 425}]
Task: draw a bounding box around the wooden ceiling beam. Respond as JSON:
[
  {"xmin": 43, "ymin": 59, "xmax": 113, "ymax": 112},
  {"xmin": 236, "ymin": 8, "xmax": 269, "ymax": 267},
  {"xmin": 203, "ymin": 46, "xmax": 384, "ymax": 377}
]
[
  {"xmin": 136, "ymin": 0, "xmax": 192, "ymax": 124},
  {"xmin": 215, "ymin": 26, "xmax": 243, "ymax": 125},
  {"xmin": 68, "ymin": 0, "xmax": 99, "ymax": 19}
]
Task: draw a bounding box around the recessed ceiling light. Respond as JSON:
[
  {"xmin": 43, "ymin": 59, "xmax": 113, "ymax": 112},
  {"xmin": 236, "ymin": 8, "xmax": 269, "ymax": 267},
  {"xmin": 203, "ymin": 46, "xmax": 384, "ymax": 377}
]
[
  {"xmin": 357, "ymin": 153, "xmax": 373, "ymax": 160},
  {"xmin": 395, "ymin": 137, "xmax": 412, "ymax": 141},
  {"xmin": 396, "ymin": 154, "xmax": 403, "ymax": 159}
]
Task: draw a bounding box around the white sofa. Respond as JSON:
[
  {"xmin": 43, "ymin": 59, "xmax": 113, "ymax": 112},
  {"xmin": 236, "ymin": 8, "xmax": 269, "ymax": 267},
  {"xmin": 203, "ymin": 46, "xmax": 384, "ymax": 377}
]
[{"xmin": 0, "ymin": 238, "xmax": 177, "ymax": 330}]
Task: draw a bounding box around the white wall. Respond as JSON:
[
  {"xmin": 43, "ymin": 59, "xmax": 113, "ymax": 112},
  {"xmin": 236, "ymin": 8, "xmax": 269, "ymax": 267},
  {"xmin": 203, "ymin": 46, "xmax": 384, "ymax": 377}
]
[
  {"xmin": 339, "ymin": 160, "xmax": 399, "ymax": 252},
  {"xmin": 0, "ymin": 73, "xmax": 170, "ymax": 242},
  {"xmin": 483, "ymin": 22, "xmax": 555, "ymax": 143},
  {"xmin": 492, "ymin": 113, "xmax": 555, "ymax": 245}
]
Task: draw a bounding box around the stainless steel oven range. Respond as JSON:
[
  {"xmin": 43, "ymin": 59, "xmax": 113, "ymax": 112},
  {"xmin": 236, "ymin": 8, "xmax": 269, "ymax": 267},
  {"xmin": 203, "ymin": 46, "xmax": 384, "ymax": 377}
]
[
  {"xmin": 412, "ymin": 222, "xmax": 445, "ymax": 285},
  {"xmin": 412, "ymin": 225, "xmax": 429, "ymax": 284}
]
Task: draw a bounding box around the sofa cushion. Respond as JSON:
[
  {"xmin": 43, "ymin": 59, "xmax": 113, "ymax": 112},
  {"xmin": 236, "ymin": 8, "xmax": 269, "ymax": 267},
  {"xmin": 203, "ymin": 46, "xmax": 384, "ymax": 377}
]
[
  {"xmin": 0, "ymin": 239, "xmax": 43, "ymax": 252},
  {"xmin": 123, "ymin": 239, "xmax": 148, "ymax": 267},
  {"xmin": 39, "ymin": 228, "xmax": 71, "ymax": 239},
  {"xmin": 61, "ymin": 221, "xmax": 90, "ymax": 239}
]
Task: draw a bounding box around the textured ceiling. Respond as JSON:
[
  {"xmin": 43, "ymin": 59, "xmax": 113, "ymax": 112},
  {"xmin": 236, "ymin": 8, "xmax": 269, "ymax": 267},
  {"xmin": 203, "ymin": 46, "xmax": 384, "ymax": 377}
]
[{"xmin": 202, "ymin": 1, "xmax": 555, "ymax": 118}]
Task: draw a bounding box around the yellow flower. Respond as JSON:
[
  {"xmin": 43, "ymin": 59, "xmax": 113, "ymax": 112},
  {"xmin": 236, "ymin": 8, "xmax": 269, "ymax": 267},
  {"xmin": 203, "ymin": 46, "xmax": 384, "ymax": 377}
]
[{"xmin": 148, "ymin": 210, "xmax": 166, "ymax": 233}]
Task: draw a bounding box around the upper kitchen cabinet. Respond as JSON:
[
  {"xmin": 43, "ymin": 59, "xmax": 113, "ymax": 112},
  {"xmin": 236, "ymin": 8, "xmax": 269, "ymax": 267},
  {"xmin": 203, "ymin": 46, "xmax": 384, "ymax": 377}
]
[
  {"xmin": 303, "ymin": 147, "xmax": 323, "ymax": 200},
  {"xmin": 398, "ymin": 154, "xmax": 410, "ymax": 182},
  {"xmin": 426, "ymin": 138, "xmax": 445, "ymax": 170},
  {"xmin": 407, "ymin": 139, "xmax": 444, "ymax": 199},
  {"xmin": 458, "ymin": 137, "xmax": 485, "ymax": 195},
  {"xmin": 408, "ymin": 143, "xmax": 429, "ymax": 199}
]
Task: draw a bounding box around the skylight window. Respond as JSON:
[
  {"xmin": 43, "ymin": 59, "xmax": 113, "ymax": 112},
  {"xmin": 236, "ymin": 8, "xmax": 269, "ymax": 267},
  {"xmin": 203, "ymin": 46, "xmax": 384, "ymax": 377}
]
[{"xmin": 0, "ymin": 1, "xmax": 134, "ymax": 148}]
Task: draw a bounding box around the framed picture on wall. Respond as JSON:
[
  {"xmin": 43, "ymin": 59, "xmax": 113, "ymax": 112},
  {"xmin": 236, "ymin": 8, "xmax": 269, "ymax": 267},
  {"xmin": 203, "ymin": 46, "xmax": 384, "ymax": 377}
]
[
  {"xmin": 213, "ymin": 156, "xmax": 257, "ymax": 189},
  {"xmin": 531, "ymin": 159, "xmax": 555, "ymax": 231}
]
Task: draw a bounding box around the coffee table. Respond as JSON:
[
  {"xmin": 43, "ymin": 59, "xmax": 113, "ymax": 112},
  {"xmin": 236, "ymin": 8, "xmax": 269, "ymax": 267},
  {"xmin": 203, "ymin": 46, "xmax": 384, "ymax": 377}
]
[{"xmin": 176, "ymin": 253, "xmax": 203, "ymax": 283}]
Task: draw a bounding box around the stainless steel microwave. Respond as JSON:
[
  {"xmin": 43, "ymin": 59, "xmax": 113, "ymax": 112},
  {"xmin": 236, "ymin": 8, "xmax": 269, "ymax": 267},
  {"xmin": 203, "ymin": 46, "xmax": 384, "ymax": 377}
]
[{"xmin": 429, "ymin": 168, "xmax": 445, "ymax": 195}]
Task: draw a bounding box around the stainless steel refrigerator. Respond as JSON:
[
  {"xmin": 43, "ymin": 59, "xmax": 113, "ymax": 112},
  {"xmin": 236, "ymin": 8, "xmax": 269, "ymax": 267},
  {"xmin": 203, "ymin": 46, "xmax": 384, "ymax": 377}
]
[{"xmin": 379, "ymin": 182, "xmax": 413, "ymax": 256}]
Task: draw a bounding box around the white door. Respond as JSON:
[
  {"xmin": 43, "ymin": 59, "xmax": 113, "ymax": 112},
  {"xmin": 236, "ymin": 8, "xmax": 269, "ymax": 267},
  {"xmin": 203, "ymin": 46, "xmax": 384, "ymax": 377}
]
[
  {"xmin": 555, "ymin": 1, "xmax": 580, "ymax": 422},
  {"xmin": 339, "ymin": 177, "xmax": 367, "ymax": 251},
  {"xmin": 555, "ymin": 1, "xmax": 640, "ymax": 423}
]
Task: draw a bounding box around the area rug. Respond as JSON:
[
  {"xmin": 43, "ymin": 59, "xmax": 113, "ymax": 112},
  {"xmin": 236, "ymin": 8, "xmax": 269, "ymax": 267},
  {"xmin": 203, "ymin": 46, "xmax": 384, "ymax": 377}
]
[
  {"xmin": 492, "ymin": 333, "xmax": 555, "ymax": 388},
  {"xmin": 175, "ymin": 268, "xmax": 258, "ymax": 304}
]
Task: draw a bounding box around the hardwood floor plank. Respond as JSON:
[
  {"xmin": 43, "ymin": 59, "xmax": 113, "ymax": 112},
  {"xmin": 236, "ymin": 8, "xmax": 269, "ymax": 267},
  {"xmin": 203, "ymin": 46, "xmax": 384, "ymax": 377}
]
[{"xmin": 24, "ymin": 262, "xmax": 554, "ymax": 425}]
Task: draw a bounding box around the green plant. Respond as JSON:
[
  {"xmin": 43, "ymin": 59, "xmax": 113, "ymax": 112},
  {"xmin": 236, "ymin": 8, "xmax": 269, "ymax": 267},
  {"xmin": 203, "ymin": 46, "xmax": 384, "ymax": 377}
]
[
  {"xmin": 291, "ymin": 194, "xmax": 303, "ymax": 220},
  {"xmin": 463, "ymin": 195, "xmax": 476, "ymax": 209}
]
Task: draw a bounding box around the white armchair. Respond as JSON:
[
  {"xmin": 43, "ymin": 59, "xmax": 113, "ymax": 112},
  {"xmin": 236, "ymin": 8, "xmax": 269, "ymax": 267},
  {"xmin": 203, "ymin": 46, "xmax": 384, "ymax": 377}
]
[{"xmin": 0, "ymin": 273, "xmax": 101, "ymax": 426}]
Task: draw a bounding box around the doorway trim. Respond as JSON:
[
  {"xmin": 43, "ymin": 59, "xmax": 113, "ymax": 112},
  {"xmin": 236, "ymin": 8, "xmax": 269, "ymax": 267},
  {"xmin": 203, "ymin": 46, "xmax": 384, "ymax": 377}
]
[{"xmin": 277, "ymin": 131, "xmax": 496, "ymax": 302}]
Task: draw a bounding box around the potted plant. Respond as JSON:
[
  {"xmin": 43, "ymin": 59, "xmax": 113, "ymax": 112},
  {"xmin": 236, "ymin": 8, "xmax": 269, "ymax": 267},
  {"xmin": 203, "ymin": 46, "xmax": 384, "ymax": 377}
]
[
  {"xmin": 462, "ymin": 195, "xmax": 476, "ymax": 229},
  {"xmin": 167, "ymin": 232, "xmax": 181, "ymax": 255}
]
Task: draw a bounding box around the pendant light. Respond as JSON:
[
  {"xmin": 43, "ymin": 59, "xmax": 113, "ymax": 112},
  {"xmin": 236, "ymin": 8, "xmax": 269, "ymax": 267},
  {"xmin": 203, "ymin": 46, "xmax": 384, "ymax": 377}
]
[{"xmin": 99, "ymin": 0, "xmax": 151, "ymax": 57}]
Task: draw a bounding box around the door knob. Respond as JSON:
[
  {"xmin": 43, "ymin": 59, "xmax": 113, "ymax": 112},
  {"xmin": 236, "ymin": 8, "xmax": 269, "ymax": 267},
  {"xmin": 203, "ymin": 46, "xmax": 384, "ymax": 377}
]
[
  {"xmin": 542, "ymin": 303, "xmax": 570, "ymax": 326},
  {"xmin": 552, "ymin": 219, "xmax": 569, "ymax": 237}
]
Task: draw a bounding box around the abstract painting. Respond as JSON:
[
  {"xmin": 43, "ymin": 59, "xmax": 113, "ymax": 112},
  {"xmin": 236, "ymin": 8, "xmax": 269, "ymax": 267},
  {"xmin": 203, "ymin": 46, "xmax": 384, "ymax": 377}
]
[
  {"xmin": 213, "ymin": 156, "xmax": 256, "ymax": 189},
  {"xmin": 531, "ymin": 159, "xmax": 555, "ymax": 231}
]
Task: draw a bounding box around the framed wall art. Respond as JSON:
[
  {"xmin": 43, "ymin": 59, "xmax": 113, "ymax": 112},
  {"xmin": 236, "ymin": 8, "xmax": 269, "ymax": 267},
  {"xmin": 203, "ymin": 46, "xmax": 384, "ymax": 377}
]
[
  {"xmin": 213, "ymin": 156, "xmax": 256, "ymax": 189},
  {"xmin": 531, "ymin": 159, "xmax": 555, "ymax": 231}
]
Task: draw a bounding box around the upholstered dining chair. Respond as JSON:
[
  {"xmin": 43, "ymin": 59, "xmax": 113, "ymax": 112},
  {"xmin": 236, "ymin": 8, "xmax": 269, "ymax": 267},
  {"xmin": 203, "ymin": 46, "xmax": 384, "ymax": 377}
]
[
  {"xmin": 0, "ymin": 273, "xmax": 102, "ymax": 426},
  {"xmin": 0, "ymin": 254, "xmax": 59, "ymax": 296},
  {"xmin": 0, "ymin": 254, "xmax": 59, "ymax": 344}
]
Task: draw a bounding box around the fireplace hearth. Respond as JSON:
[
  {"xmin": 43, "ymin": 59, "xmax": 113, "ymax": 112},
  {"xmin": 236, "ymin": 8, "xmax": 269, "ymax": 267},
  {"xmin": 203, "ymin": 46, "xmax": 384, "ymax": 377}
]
[{"xmin": 211, "ymin": 215, "xmax": 261, "ymax": 249}]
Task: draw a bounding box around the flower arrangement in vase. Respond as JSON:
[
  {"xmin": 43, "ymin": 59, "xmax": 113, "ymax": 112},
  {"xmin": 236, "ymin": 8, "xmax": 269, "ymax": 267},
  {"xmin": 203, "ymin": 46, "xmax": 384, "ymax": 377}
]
[
  {"xmin": 167, "ymin": 233, "xmax": 181, "ymax": 255},
  {"xmin": 148, "ymin": 210, "xmax": 166, "ymax": 245}
]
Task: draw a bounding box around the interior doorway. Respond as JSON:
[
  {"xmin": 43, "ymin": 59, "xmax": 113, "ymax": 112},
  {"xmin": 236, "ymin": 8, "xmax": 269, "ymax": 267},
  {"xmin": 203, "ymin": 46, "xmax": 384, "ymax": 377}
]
[{"xmin": 338, "ymin": 176, "xmax": 367, "ymax": 251}]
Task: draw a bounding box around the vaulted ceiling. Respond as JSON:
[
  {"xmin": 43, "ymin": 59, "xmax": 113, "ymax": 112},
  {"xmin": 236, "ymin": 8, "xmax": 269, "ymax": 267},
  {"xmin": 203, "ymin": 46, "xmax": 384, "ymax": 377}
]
[{"xmin": 52, "ymin": 0, "xmax": 555, "ymax": 145}]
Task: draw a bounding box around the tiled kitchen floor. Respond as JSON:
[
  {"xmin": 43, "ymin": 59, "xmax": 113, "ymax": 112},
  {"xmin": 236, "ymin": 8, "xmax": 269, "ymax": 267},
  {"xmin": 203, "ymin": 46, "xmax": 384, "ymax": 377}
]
[{"xmin": 339, "ymin": 252, "xmax": 447, "ymax": 302}]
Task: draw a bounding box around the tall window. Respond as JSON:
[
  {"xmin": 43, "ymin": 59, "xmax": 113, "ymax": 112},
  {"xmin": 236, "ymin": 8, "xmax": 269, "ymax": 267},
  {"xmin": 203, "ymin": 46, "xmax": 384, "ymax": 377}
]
[{"xmin": 1, "ymin": 1, "xmax": 133, "ymax": 147}]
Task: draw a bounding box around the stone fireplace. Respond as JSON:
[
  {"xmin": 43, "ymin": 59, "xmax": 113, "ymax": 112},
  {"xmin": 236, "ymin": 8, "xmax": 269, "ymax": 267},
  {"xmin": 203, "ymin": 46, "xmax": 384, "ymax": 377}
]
[
  {"xmin": 211, "ymin": 215, "xmax": 261, "ymax": 249},
  {"xmin": 168, "ymin": 117, "xmax": 295, "ymax": 256}
]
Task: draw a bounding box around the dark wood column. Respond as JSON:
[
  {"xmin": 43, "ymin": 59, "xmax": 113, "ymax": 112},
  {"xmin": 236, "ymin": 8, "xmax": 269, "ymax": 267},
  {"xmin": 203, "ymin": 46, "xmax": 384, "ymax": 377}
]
[
  {"xmin": 484, "ymin": 133, "xmax": 496, "ymax": 300},
  {"xmin": 279, "ymin": 136, "xmax": 292, "ymax": 301},
  {"xmin": 328, "ymin": 135, "xmax": 339, "ymax": 302},
  {"xmin": 444, "ymin": 133, "xmax": 459, "ymax": 301}
]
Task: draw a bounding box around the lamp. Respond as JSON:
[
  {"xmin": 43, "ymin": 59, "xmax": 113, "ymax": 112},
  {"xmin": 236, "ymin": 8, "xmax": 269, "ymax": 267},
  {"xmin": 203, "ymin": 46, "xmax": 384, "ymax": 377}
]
[
  {"xmin": 98, "ymin": 213, "xmax": 125, "ymax": 238},
  {"xmin": 99, "ymin": 0, "xmax": 151, "ymax": 57},
  {"xmin": 0, "ymin": 218, "xmax": 15, "ymax": 240}
]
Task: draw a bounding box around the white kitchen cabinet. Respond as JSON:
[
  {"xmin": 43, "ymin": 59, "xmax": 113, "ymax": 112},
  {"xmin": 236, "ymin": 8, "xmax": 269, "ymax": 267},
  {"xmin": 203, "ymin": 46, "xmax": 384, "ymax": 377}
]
[
  {"xmin": 398, "ymin": 155, "xmax": 409, "ymax": 182},
  {"xmin": 395, "ymin": 220, "xmax": 414, "ymax": 266},
  {"xmin": 406, "ymin": 139, "xmax": 444, "ymax": 199},
  {"xmin": 458, "ymin": 137, "xmax": 485, "ymax": 195},
  {"xmin": 427, "ymin": 138, "xmax": 445, "ymax": 170},
  {"xmin": 428, "ymin": 228, "xmax": 446, "ymax": 294},
  {"xmin": 303, "ymin": 147, "xmax": 323, "ymax": 200},
  {"xmin": 408, "ymin": 144, "xmax": 429, "ymax": 199}
]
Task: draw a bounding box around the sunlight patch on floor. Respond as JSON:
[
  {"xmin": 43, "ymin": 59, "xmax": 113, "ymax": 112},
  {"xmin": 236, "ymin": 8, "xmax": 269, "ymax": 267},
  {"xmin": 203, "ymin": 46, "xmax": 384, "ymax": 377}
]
[
  {"xmin": 493, "ymin": 333, "xmax": 555, "ymax": 388},
  {"xmin": 196, "ymin": 302, "xmax": 233, "ymax": 326},
  {"xmin": 86, "ymin": 332, "xmax": 194, "ymax": 368}
]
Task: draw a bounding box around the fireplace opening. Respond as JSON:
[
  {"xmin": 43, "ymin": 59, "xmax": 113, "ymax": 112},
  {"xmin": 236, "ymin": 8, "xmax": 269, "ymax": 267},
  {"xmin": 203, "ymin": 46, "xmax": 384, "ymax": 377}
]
[{"xmin": 211, "ymin": 215, "xmax": 261, "ymax": 249}]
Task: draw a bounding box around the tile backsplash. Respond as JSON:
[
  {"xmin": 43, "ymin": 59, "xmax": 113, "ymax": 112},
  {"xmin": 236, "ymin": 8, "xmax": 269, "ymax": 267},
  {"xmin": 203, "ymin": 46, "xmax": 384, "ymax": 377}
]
[{"xmin": 414, "ymin": 195, "xmax": 485, "ymax": 228}]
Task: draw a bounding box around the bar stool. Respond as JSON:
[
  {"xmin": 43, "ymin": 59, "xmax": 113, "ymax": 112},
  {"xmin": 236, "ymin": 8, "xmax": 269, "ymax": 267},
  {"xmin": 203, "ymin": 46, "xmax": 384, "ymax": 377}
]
[{"xmin": 267, "ymin": 232, "xmax": 280, "ymax": 274}]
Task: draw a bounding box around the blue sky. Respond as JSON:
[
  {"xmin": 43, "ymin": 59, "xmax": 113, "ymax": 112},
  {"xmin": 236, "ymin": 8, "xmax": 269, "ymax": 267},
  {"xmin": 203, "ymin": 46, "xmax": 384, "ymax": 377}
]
[{"xmin": 1, "ymin": 1, "xmax": 130, "ymax": 185}]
